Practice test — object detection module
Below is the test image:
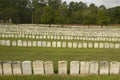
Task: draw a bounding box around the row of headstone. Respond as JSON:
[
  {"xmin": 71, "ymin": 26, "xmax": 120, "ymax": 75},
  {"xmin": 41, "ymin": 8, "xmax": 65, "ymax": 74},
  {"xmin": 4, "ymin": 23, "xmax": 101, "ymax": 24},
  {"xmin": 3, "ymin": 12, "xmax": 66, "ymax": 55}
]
[
  {"xmin": 0, "ymin": 34, "xmax": 120, "ymax": 41},
  {"xmin": 0, "ymin": 61, "xmax": 119, "ymax": 75},
  {"xmin": 0, "ymin": 40, "xmax": 120, "ymax": 49}
]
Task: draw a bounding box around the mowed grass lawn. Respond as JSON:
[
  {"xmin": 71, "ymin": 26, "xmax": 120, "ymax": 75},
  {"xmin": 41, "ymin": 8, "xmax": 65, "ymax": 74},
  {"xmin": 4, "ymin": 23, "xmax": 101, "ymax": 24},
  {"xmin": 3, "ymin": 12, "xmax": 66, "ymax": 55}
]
[{"xmin": 0, "ymin": 46, "xmax": 120, "ymax": 80}]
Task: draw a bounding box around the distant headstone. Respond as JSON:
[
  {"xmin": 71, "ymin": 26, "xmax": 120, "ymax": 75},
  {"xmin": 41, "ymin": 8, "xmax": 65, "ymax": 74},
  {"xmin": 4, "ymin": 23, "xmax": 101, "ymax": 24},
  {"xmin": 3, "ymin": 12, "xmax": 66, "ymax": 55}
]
[
  {"xmin": 6, "ymin": 40, "xmax": 10, "ymax": 46},
  {"xmin": 57, "ymin": 42, "xmax": 61, "ymax": 48},
  {"xmin": 17, "ymin": 40, "xmax": 23, "ymax": 46},
  {"xmin": 58, "ymin": 61, "xmax": 67, "ymax": 75},
  {"xmin": 80, "ymin": 61, "xmax": 89, "ymax": 75},
  {"xmin": 52, "ymin": 42, "xmax": 56, "ymax": 48},
  {"xmin": 62, "ymin": 42, "xmax": 66, "ymax": 48},
  {"xmin": 33, "ymin": 60, "xmax": 44, "ymax": 75},
  {"xmin": 47, "ymin": 42, "xmax": 51, "ymax": 47},
  {"xmin": 3, "ymin": 61, "xmax": 12, "ymax": 75},
  {"xmin": 73, "ymin": 42, "xmax": 77, "ymax": 48},
  {"xmin": 68, "ymin": 42, "xmax": 72, "ymax": 48},
  {"xmin": 104, "ymin": 43, "xmax": 109, "ymax": 48},
  {"xmin": 115, "ymin": 44, "xmax": 119, "ymax": 49},
  {"xmin": 42, "ymin": 41, "xmax": 46, "ymax": 47},
  {"xmin": 94, "ymin": 43, "xmax": 99, "ymax": 48},
  {"xmin": 100, "ymin": 61, "xmax": 109, "ymax": 75},
  {"xmin": 83, "ymin": 42, "xmax": 87, "ymax": 48},
  {"xmin": 78, "ymin": 42, "xmax": 82, "ymax": 48},
  {"xmin": 33, "ymin": 41, "xmax": 37, "ymax": 47},
  {"xmin": 23, "ymin": 41, "xmax": 27, "ymax": 47},
  {"xmin": 28, "ymin": 41, "xmax": 32, "ymax": 47},
  {"xmin": 70, "ymin": 61, "xmax": 79, "ymax": 75},
  {"xmin": 99, "ymin": 43, "xmax": 104, "ymax": 48},
  {"xmin": 38, "ymin": 41, "xmax": 42, "ymax": 47},
  {"xmin": 44, "ymin": 61, "xmax": 54, "ymax": 74},
  {"xmin": 12, "ymin": 41, "xmax": 17, "ymax": 46},
  {"xmin": 110, "ymin": 61, "xmax": 119, "ymax": 74},
  {"xmin": 12, "ymin": 61, "xmax": 22, "ymax": 75},
  {"xmin": 88, "ymin": 43, "xmax": 93, "ymax": 48},
  {"xmin": 109, "ymin": 43, "xmax": 114, "ymax": 48},
  {"xmin": 89, "ymin": 61, "xmax": 99, "ymax": 75},
  {"xmin": 22, "ymin": 61, "xmax": 32, "ymax": 75}
]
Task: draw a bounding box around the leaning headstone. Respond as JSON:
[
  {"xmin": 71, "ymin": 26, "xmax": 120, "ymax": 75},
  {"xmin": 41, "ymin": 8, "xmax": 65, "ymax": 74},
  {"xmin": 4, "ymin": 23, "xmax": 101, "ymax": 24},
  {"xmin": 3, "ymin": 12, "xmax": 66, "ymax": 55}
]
[
  {"xmin": 0, "ymin": 61, "xmax": 2, "ymax": 74},
  {"xmin": 3, "ymin": 61, "xmax": 12, "ymax": 75},
  {"xmin": 80, "ymin": 61, "xmax": 89, "ymax": 75},
  {"xmin": 12, "ymin": 61, "xmax": 22, "ymax": 75},
  {"xmin": 62, "ymin": 42, "xmax": 66, "ymax": 48},
  {"xmin": 73, "ymin": 42, "xmax": 78, "ymax": 48},
  {"xmin": 110, "ymin": 61, "xmax": 119, "ymax": 74},
  {"xmin": 22, "ymin": 61, "xmax": 32, "ymax": 75},
  {"xmin": 52, "ymin": 42, "xmax": 56, "ymax": 48},
  {"xmin": 70, "ymin": 61, "xmax": 79, "ymax": 75},
  {"xmin": 100, "ymin": 61, "xmax": 109, "ymax": 75},
  {"xmin": 44, "ymin": 61, "xmax": 54, "ymax": 74},
  {"xmin": 68, "ymin": 42, "xmax": 72, "ymax": 48},
  {"xmin": 33, "ymin": 60, "xmax": 44, "ymax": 75},
  {"xmin": 58, "ymin": 61, "xmax": 67, "ymax": 75},
  {"xmin": 89, "ymin": 61, "xmax": 99, "ymax": 75}
]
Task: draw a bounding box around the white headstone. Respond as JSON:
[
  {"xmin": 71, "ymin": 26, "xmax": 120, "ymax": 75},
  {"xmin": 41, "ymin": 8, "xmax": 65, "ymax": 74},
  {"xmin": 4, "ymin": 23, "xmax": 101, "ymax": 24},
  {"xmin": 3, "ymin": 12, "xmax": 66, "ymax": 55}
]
[
  {"xmin": 52, "ymin": 42, "xmax": 56, "ymax": 48},
  {"xmin": 104, "ymin": 43, "xmax": 109, "ymax": 48},
  {"xmin": 12, "ymin": 41, "xmax": 17, "ymax": 46},
  {"xmin": 22, "ymin": 61, "xmax": 32, "ymax": 75},
  {"xmin": 6, "ymin": 40, "xmax": 10, "ymax": 46},
  {"xmin": 62, "ymin": 42, "xmax": 66, "ymax": 48},
  {"xmin": 109, "ymin": 43, "xmax": 114, "ymax": 48},
  {"xmin": 33, "ymin": 41, "xmax": 37, "ymax": 47},
  {"xmin": 88, "ymin": 43, "xmax": 93, "ymax": 48},
  {"xmin": 115, "ymin": 44, "xmax": 119, "ymax": 49},
  {"xmin": 78, "ymin": 42, "xmax": 82, "ymax": 48},
  {"xmin": 42, "ymin": 41, "xmax": 46, "ymax": 47},
  {"xmin": 110, "ymin": 61, "xmax": 119, "ymax": 74},
  {"xmin": 73, "ymin": 42, "xmax": 77, "ymax": 48},
  {"xmin": 89, "ymin": 61, "xmax": 99, "ymax": 75},
  {"xmin": 17, "ymin": 40, "xmax": 23, "ymax": 46},
  {"xmin": 3, "ymin": 61, "xmax": 12, "ymax": 75},
  {"xmin": 47, "ymin": 42, "xmax": 51, "ymax": 47},
  {"xmin": 44, "ymin": 61, "xmax": 54, "ymax": 74},
  {"xmin": 28, "ymin": 41, "xmax": 32, "ymax": 47},
  {"xmin": 57, "ymin": 42, "xmax": 61, "ymax": 48},
  {"xmin": 94, "ymin": 43, "xmax": 99, "ymax": 48},
  {"xmin": 100, "ymin": 61, "xmax": 109, "ymax": 75},
  {"xmin": 99, "ymin": 43, "xmax": 104, "ymax": 48},
  {"xmin": 58, "ymin": 61, "xmax": 67, "ymax": 75},
  {"xmin": 68, "ymin": 42, "xmax": 72, "ymax": 48},
  {"xmin": 70, "ymin": 61, "xmax": 79, "ymax": 75},
  {"xmin": 33, "ymin": 60, "xmax": 44, "ymax": 75},
  {"xmin": 38, "ymin": 41, "xmax": 42, "ymax": 47},
  {"xmin": 23, "ymin": 41, "xmax": 27, "ymax": 47},
  {"xmin": 80, "ymin": 61, "xmax": 89, "ymax": 75},
  {"xmin": 83, "ymin": 42, "xmax": 87, "ymax": 48},
  {"xmin": 12, "ymin": 61, "xmax": 22, "ymax": 75}
]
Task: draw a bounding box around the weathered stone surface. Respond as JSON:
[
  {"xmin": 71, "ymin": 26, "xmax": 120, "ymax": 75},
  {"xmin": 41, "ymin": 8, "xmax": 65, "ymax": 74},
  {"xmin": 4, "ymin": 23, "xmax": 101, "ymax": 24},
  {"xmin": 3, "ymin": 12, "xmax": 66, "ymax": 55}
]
[
  {"xmin": 80, "ymin": 61, "xmax": 89, "ymax": 75},
  {"xmin": 22, "ymin": 61, "xmax": 32, "ymax": 75},
  {"xmin": 94, "ymin": 43, "xmax": 99, "ymax": 48},
  {"xmin": 17, "ymin": 40, "xmax": 22, "ymax": 46},
  {"xmin": 73, "ymin": 42, "xmax": 77, "ymax": 48},
  {"xmin": 78, "ymin": 42, "xmax": 82, "ymax": 48},
  {"xmin": 47, "ymin": 42, "xmax": 51, "ymax": 47},
  {"xmin": 33, "ymin": 41, "xmax": 37, "ymax": 47},
  {"xmin": 110, "ymin": 61, "xmax": 119, "ymax": 74},
  {"xmin": 99, "ymin": 43, "xmax": 104, "ymax": 48},
  {"xmin": 38, "ymin": 41, "xmax": 42, "ymax": 47},
  {"xmin": 33, "ymin": 60, "xmax": 44, "ymax": 75},
  {"xmin": 6, "ymin": 40, "xmax": 10, "ymax": 46},
  {"xmin": 28, "ymin": 41, "xmax": 32, "ymax": 47},
  {"xmin": 57, "ymin": 42, "xmax": 61, "ymax": 48},
  {"xmin": 88, "ymin": 43, "xmax": 93, "ymax": 48},
  {"xmin": 68, "ymin": 42, "xmax": 72, "ymax": 48},
  {"xmin": 3, "ymin": 61, "xmax": 12, "ymax": 75},
  {"xmin": 58, "ymin": 61, "xmax": 67, "ymax": 75},
  {"xmin": 70, "ymin": 61, "xmax": 79, "ymax": 75},
  {"xmin": 44, "ymin": 61, "xmax": 54, "ymax": 74},
  {"xmin": 83, "ymin": 42, "xmax": 87, "ymax": 48},
  {"xmin": 23, "ymin": 41, "xmax": 27, "ymax": 47},
  {"xmin": 12, "ymin": 41, "xmax": 17, "ymax": 46},
  {"xmin": 100, "ymin": 61, "xmax": 109, "ymax": 75},
  {"xmin": 52, "ymin": 42, "xmax": 56, "ymax": 48},
  {"xmin": 89, "ymin": 61, "xmax": 99, "ymax": 75},
  {"xmin": 42, "ymin": 41, "xmax": 46, "ymax": 47},
  {"xmin": 12, "ymin": 61, "xmax": 22, "ymax": 75}
]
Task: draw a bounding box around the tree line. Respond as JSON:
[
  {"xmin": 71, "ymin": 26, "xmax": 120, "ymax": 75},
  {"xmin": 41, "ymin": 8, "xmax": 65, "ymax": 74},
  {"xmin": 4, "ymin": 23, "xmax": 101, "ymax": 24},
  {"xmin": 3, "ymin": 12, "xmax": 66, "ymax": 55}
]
[{"xmin": 0, "ymin": 0, "xmax": 120, "ymax": 27}]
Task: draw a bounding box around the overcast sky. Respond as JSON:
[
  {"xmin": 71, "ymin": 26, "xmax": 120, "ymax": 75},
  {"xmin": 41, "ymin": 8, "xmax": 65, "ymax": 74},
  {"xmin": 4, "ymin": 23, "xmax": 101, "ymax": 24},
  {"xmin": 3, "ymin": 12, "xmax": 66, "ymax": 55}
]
[{"xmin": 62, "ymin": 0, "xmax": 120, "ymax": 8}]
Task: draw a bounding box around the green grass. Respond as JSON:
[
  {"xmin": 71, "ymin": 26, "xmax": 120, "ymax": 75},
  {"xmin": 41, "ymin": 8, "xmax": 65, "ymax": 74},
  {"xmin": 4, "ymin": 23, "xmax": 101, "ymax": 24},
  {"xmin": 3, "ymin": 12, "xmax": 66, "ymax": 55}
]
[
  {"xmin": 0, "ymin": 75, "xmax": 120, "ymax": 80},
  {"xmin": 0, "ymin": 46, "xmax": 120, "ymax": 79}
]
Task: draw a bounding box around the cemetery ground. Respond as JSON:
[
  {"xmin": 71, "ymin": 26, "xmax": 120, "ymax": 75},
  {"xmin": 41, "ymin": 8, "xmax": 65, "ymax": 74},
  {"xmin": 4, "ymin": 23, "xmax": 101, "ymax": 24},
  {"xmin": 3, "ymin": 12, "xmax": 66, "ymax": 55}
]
[{"xmin": 0, "ymin": 46, "xmax": 120, "ymax": 80}]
